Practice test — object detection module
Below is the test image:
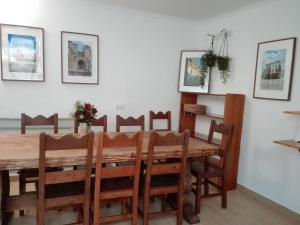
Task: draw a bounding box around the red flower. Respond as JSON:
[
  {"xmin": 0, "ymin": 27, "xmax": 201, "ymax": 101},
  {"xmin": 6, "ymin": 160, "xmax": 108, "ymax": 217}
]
[
  {"xmin": 75, "ymin": 111, "xmax": 81, "ymax": 117},
  {"xmin": 84, "ymin": 103, "xmax": 91, "ymax": 110},
  {"xmin": 84, "ymin": 111, "xmax": 91, "ymax": 118},
  {"xmin": 92, "ymin": 108, "xmax": 97, "ymax": 114}
]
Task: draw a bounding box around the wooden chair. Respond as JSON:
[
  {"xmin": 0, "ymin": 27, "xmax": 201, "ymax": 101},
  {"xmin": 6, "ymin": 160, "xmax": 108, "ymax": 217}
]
[
  {"xmin": 142, "ymin": 130, "xmax": 190, "ymax": 225},
  {"xmin": 149, "ymin": 111, "xmax": 171, "ymax": 131},
  {"xmin": 37, "ymin": 132, "xmax": 94, "ymax": 225},
  {"xmin": 74, "ymin": 115, "xmax": 108, "ymax": 133},
  {"xmin": 116, "ymin": 115, "xmax": 144, "ymax": 132},
  {"xmin": 191, "ymin": 120, "xmax": 233, "ymax": 214},
  {"xmin": 19, "ymin": 113, "xmax": 59, "ymax": 216},
  {"xmin": 93, "ymin": 132, "xmax": 143, "ymax": 225}
]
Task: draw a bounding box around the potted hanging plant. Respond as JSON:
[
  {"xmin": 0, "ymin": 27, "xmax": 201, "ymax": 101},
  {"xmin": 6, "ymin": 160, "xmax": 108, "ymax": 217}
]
[
  {"xmin": 204, "ymin": 35, "xmax": 217, "ymax": 68},
  {"xmin": 199, "ymin": 56, "xmax": 208, "ymax": 88},
  {"xmin": 217, "ymin": 56, "xmax": 231, "ymax": 84},
  {"xmin": 203, "ymin": 50, "xmax": 217, "ymax": 67},
  {"xmin": 71, "ymin": 101, "xmax": 98, "ymax": 134},
  {"xmin": 217, "ymin": 29, "xmax": 231, "ymax": 84}
]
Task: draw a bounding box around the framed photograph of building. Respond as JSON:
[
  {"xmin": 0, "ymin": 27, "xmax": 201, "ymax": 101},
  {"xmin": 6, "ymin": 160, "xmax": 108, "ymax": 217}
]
[
  {"xmin": 61, "ymin": 31, "xmax": 99, "ymax": 84},
  {"xmin": 253, "ymin": 37, "xmax": 296, "ymax": 101},
  {"xmin": 178, "ymin": 50, "xmax": 211, "ymax": 94},
  {"xmin": 0, "ymin": 24, "xmax": 44, "ymax": 81}
]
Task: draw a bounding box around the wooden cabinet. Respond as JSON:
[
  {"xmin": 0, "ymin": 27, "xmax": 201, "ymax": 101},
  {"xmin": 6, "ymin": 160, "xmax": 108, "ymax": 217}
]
[{"xmin": 179, "ymin": 93, "xmax": 245, "ymax": 190}]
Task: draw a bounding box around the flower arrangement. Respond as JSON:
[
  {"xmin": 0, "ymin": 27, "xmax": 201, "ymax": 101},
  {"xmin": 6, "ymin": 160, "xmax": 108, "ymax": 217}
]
[{"xmin": 70, "ymin": 101, "xmax": 98, "ymax": 125}]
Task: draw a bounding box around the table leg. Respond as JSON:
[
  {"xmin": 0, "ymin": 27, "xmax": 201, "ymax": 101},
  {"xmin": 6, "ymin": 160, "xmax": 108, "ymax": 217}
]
[
  {"xmin": 0, "ymin": 171, "xmax": 10, "ymax": 225},
  {"xmin": 183, "ymin": 158, "xmax": 200, "ymax": 224},
  {"xmin": 166, "ymin": 158, "xmax": 200, "ymax": 224}
]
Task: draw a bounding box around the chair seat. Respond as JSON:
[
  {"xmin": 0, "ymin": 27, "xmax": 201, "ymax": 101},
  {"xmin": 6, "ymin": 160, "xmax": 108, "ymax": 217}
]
[
  {"xmin": 101, "ymin": 177, "xmax": 133, "ymax": 192},
  {"xmin": 191, "ymin": 160, "xmax": 224, "ymax": 178},
  {"xmin": 151, "ymin": 175, "xmax": 178, "ymax": 187},
  {"xmin": 45, "ymin": 181, "xmax": 84, "ymax": 199}
]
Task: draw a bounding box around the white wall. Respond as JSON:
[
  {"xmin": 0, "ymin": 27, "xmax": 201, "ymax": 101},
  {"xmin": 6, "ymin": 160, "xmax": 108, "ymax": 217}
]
[
  {"xmin": 0, "ymin": 0, "xmax": 299, "ymax": 215},
  {"xmin": 194, "ymin": 0, "xmax": 300, "ymax": 213},
  {"xmin": 0, "ymin": 0, "xmax": 199, "ymax": 131}
]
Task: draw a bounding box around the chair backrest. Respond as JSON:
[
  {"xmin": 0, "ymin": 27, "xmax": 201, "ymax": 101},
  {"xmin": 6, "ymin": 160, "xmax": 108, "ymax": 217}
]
[
  {"xmin": 21, "ymin": 113, "xmax": 58, "ymax": 134},
  {"xmin": 93, "ymin": 131, "xmax": 144, "ymax": 224},
  {"xmin": 149, "ymin": 111, "xmax": 171, "ymax": 131},
  {"xmin": 74, "ymin": 115, "xmax": 108, "ymax": 133},
  {"xmin": 116, "ymin": 115, "xmax": 145, "ymax": 132},
  {"xmin": 38, "ymin": 132, "xmax": 94, "ymax": 225},
  {"xmin": 207, "ymin": 120, "xmax": 233, "ymax": 169},
  {"xmin": 144, "ymin": 130, "xmax": 190, "ymax": 193}
]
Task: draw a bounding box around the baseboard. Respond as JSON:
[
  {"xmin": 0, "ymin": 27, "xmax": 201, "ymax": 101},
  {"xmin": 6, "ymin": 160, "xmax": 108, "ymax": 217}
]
[{"xmin": 237, "ymin": 184, "xmax": 300, "ymax": 223}]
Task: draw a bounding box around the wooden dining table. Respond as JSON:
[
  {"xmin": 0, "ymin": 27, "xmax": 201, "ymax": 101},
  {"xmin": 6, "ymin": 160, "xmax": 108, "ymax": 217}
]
[{"xmin": 0, "ymin": 131, "xmax": 219, "ymax": 225}]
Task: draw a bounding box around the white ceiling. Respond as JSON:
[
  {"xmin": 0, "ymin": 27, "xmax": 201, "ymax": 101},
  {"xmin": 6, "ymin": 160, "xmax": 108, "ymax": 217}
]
[{"xmin": 97, "ymin": 0, "xmax": 267, "ymax": 21}]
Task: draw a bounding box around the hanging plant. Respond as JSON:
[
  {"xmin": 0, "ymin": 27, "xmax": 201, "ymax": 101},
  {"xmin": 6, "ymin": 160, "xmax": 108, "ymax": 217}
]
[
  {"xmin": 199, "ymin": 56, "xmax": 208, "ymax": 88},
  {"xmin": 217, "ymin": 56, "xmax": 231, "ymax": 84},
  {"xmin": 204, "ymin": 51, "xmax": 217, "ymax": 67},
  {"xmin": 203, "ymin": 35, "xmax": 217, "ymax": 67},
  {"xmin": 217, "ymin": 29, "xmax": 231, "ymax": 84}
]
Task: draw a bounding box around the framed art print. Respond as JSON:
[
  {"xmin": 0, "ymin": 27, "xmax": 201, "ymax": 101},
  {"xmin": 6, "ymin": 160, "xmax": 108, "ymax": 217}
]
[
  {"xmin": 61, "ymin": 31, "xmax": 99, "ymax": 84},
  {"xmin": 178, "ymin": 50, "xmax": 211, "ymax": 94},
  {"xmin": 0, "ymin": 24, "xmax": 44, "ymax": 81},
  {"xmin": 253, "ymin": 37, "xmax": 296, "ymax": 101}
]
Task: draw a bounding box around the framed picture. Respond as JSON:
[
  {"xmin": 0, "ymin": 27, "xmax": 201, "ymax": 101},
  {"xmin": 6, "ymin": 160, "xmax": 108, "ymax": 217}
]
[
  {"xmin": 253, "ymin": 37, "xmax": 296, "ymax": 101},
  {"xmin": 61, "ymin": 31, "xmax": 99, "ymax": 84},
  {"xmin": 0, "ymin": 24, "xmax": 44, "ymax": 81},
  {"xmin": 178, "ymin": 50, "xmax": 211, "ymax": 94}
]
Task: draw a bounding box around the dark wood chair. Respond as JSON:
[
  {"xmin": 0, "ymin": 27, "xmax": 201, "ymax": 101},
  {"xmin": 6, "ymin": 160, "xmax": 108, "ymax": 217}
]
[
  {"xmin": 19, "ymin": 113, "xmax": 59, "ymax": 216},
  {"xmin": 141, "ymin": 130, "xmax": 190, "ymax": 225},
  {"xmin": 74, "ymin": 115, "xmax": 108, "ymax": 133},
  {"xmin": 116, "ymin": 115, "xmax": 144, "ymax": 132},
  {"xmin": 149, "ymin": 111, "xmax": 171, "ymax": 131},
  {"xmin": 191, "ymin": 120, "xmax": 233, "ymax": 214},
  {"xmin": 93, "ymin": 132, "xmax": 143, "ymax": 225},
  {"xmin": 37, "ymin": 132, "xmax": 94, "ymax": 225}
]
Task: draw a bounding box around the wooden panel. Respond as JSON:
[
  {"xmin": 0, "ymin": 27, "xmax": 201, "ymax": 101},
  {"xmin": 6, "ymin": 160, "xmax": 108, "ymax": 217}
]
[
  {"xmin": 149, "ymin": 186, "xmax": 178, "ymax": 195},
  {"xmin": 223, "ymin": 94, "xmax": 245, "ymax": 190},
  {"xmin": 179, "ymin": 93, "xmax": 197, "ymax": 136},
  {"xmin": 45, "ymin": 195, "xmax": 84, "ymax": 209},
  {"xmin": 184, "ymin": 104, "xmax": 207, "ymax": 114},
  {"xmin": 100, "ymin": 189, "xmax": 133, "ymax": 200},
  {"xmin": 151, "ymin": 163, "xmax": 181, "ymax": 175},
  {"xmin": 101, "ymin": 166, "xmax": 135, "ymax": 179},
  {"xmin": 45, "ymin": 170, "xmax": 85, "ymax": 185}
]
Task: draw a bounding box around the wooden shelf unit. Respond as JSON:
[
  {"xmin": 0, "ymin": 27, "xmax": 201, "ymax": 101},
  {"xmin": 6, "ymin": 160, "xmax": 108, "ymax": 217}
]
[
  {"xmin": 283, "ymin": 111, "xmax": 300, "ymax": 116},
  {"xmin": 179, "ymin": 93, "xmax": 245, "ymax": 190},
  {"xmin": 274, "ymin": 140, "xmax": 300, "ymax": 152},
  {"xmin": 274, "ymin": 111, "xmax": 300, "ymax": 152}
]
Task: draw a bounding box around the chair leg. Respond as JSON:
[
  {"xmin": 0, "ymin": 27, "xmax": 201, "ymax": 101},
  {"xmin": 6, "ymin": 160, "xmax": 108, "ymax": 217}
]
[
  {"xmin": 177, "ymin": 193, "xmax": 183, "ymax": 225},
  {"xmin": 19, "ymin": 175, "xmax": 25, "ymax": 216},
  {"xmin": 195, "ymin": 176, "xmax": 202, "ymax": 214},
  {"xmin": 161, "ymin": 195, "xmax": 167, "ymax": 212},
  {"xmin": 221, "ymin": 176, "xmax": 227, "ymax": 209},
  {"xmin": 143, "ymin": 194, "xmax": 150, "ymax": 225},
  {"xmin": 204, "ymin": 178, "xmax": 209, "ymax": 195},
  {"xmin": 132, "ymin": 196, "xmax": 138, "ymax": 225}
]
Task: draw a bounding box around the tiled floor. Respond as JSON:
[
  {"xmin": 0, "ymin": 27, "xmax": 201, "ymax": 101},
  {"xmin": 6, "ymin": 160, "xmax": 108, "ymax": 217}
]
[{"xmin": 7, "ymin": 181, "xmax": 300, "ymax": 225}]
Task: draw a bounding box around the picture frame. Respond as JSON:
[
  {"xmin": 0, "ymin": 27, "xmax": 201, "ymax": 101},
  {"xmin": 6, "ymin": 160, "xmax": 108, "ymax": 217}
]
[
  {"xmin": 253, "ymin": 37, "xmax": 296, "ymax": 101},
  {"xmin": 0, "ymin": 24, "xmax": 44, "ymax": 82},
  {"xmin": 61, "ymin": 31, "xmax": 99, "ymax": 84},
  {"xmin": 178, "ymin": 50, "xmax": 211, "ymax": 94}
]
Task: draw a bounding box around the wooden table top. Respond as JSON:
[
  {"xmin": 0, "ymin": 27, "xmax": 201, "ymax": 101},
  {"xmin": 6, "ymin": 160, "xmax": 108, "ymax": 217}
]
[{"xmin": 0, "ymin": 132, "xmax": 219, "ymax": 170}]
